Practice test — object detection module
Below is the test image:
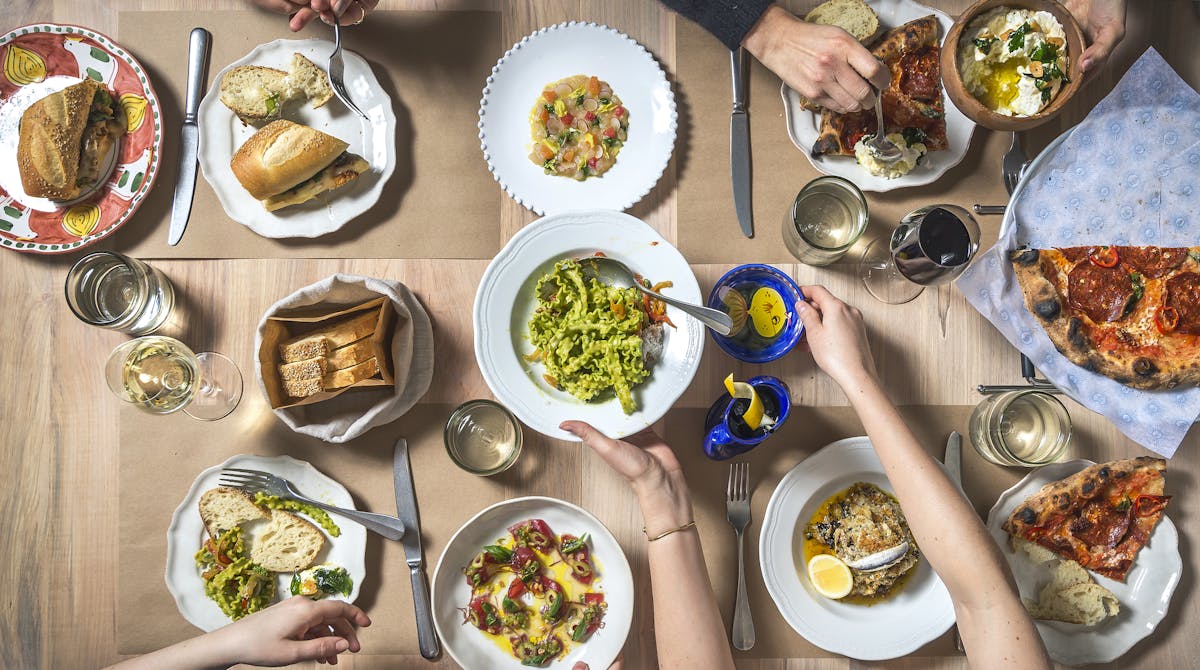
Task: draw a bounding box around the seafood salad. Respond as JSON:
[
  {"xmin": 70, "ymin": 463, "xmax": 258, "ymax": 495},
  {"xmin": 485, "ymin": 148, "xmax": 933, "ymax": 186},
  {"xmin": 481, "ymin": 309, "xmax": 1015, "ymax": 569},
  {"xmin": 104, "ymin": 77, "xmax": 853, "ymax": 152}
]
[{"xmin": 528, "ymin": 75, "xmax": 629, "ymax": 180}]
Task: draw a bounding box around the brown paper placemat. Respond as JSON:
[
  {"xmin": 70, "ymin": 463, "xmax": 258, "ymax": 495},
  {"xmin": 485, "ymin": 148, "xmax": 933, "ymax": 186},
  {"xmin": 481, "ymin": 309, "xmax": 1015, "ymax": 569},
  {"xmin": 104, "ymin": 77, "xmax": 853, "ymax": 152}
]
[
  {"xmin": 674, "ymin": 17, "xmax": 1012, "ymax": 264},
  {"xmin": 114, "ymin": 10, "xmax": 502, "ymax": 259},
  {"xmin": 117, "ymin": 398, "xmax": 561, "ymax": 654}
]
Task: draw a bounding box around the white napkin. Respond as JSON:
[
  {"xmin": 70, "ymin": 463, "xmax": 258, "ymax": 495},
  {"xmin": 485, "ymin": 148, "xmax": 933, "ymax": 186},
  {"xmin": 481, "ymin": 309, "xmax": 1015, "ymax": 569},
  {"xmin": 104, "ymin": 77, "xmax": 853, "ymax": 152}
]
[{"xmin": 956, "ymin": 48, "xmax": 1200, "ymax": 457}]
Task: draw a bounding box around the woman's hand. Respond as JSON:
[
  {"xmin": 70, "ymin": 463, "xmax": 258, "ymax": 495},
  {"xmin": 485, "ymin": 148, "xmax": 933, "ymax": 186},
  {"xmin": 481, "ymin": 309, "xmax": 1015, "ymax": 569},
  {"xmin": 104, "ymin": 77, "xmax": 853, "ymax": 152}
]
[
  {"xmin": 743, "ymin": 5, "xmax": 890, "ymax": 113},
  {"xmin": 207, "ymin": 596, "xmax": 371, "ymax": 666},
  {"xmin": 250, "ymin": 0, "xmax": 379, "ymax": 31},
  {"xmin": 1062, "ymin": 0, "xmax": 1127, "ymax": 74},
  {"xmin": 796, "ymin": 285, "xmax": 879, "ymax": 389},
  {"xmin": 560, "ymin": 421, "xmax": 692, "ymax": 536}
]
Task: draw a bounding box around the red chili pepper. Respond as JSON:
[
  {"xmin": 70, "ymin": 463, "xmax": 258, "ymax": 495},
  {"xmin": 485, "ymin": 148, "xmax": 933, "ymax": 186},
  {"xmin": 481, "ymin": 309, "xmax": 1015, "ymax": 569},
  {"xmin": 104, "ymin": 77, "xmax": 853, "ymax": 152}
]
[
  {"xmin": 1134, "ymin": 494, "xmax": 1171, "ymax": 517},
  {"xmin": 560, "ymin": 113, "xmax": 574, "ymax": 126},
  {"xmin": 507, "ymin": 577, "xmax": 526, "ymax": 599},
  {"xmin": 602, "ymin": 127, "xmax": 616, "ymax": 139},
  {"xmin": 1156, "ymin": 307, "xmax": 1180, "ymax": 333},
  {"xmin": 582, "ymin": 593, "xmax": 605, "ymax": 605},
  {"xmin": 1089, "ymin": 246, "xmax": 1119, "ymax": 268}
]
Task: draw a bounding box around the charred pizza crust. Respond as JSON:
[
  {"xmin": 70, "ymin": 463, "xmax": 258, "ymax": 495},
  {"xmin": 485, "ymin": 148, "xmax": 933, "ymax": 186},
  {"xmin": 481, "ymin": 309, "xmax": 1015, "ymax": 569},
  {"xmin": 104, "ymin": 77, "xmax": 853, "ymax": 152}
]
[
  {"xmin": 1003, "ymin": 457, "xmax": 1168, "ymax": 581},
  {"xmin": 1011, "ymin": 246, "xmax": 1200, "ymax": 390},
  {"xmin": 812, "ymin": 15, "xmax": 947, "ymax": 157}
]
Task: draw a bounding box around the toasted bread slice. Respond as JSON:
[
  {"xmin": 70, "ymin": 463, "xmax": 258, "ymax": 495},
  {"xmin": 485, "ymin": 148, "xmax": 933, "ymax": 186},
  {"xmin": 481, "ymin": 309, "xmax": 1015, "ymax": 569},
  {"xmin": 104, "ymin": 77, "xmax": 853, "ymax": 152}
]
[
  {"xmin": 278, "ymin": 310, "xmax": 378, "ymax": 363},
  {"xmin": 322, "ymin": 357, "xmax": 380, "ymax": 390},
  {"xmin": 283, "ymin": 377, "xmax": 325, "ymax": 399},
  {"xmin": 1026, "ymin": 582, "xmax": 1120, "ymax": 625},
  {"xmin": 220, "ymin": 65, "xmax": 288, "ymax": 124},
  {"xmin": 279, "ymin": 356, "xmax": 327, "ymax": 382},
  {"xmin": 198, "ymin": 486, "xmax": 268, "ymax": 538},
  {"xmin": 326, "ymin": 336, "xmax": 375, "ymax": 370},
  {"xmin": 279, "ymin": 53, "xmax": 333, "ymax": 109},
  {"xmin": 797, "ymin": 0, "xmax": 881, "ymax": 111},
  {"xmin": 251, "ymin": 509, "xmax": 325, "ymax": 572}
]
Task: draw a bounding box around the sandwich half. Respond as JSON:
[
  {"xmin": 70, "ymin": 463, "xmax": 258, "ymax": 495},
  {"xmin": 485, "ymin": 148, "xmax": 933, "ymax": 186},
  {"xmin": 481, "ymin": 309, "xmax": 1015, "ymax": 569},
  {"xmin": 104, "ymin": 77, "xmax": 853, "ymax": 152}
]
[
  {"xmin": 230, "ymin": 119, "xmax": 369, "ymax": 211},
  {"xmin": 17, "ymin": 79, "xmax": 125, "ymax": 200}
]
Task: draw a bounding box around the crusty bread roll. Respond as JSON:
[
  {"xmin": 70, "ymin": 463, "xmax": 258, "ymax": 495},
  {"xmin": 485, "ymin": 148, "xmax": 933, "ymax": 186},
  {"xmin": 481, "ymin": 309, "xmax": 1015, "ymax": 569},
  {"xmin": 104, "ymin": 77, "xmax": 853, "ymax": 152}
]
[
  {"xmin": 251, "ymin": 509, "xmax": 325, "ymax": 572},
  {"xmin": 17, "ymin": 80, "xmax": 101, "ymax": 200},
  {"xmin": 231, "ymin": 120, "xmax": 349, "ymax": 200},
  {"xmin": 220, "ymin": 65, "xmax": 288, "ymax": 124},
  {"xmin": 198, "ymin": 487, "xmax": 268, "ymax": 538}
]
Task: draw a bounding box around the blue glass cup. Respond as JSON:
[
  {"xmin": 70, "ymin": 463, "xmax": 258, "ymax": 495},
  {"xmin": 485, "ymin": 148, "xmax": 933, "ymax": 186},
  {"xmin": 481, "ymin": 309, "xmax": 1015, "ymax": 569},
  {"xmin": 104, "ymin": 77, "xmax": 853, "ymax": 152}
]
[
  {"xmin": 703, "ymin": 376, "xmax": 791, "ymax": 460},
  {"xmin": 706, "ymin": 264, "xmax": 805, "ymax": 364}
]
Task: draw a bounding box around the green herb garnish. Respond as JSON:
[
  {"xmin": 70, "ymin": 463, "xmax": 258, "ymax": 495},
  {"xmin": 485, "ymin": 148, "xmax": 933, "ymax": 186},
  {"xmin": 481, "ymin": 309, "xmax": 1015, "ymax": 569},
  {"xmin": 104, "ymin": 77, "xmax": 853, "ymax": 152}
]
[
  {"xmin": 484, "ymin": 544, "xmax": 513, "ymax": 563},
  {"xmin": 1007, "ymin": 22, "xmax": 1031, "ymax": 52},
  {"xmin": 901, "ymin": 127, "xmax": 927, "ymax": 147},
  {"xmin": 1131, "ymin": 271, "xmax": 1145, "ymax": 301},
  {"xmin": 973, "ymin": 37, "xmax": 997, "ymax": 54}
]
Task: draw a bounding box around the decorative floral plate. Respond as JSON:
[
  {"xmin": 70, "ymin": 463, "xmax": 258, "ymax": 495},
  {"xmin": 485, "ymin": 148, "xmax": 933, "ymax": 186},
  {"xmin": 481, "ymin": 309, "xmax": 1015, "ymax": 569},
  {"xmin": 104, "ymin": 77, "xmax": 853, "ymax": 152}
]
[{"xmin": 0, "ymin": 24, "xmax": 162, "ymax": 253}]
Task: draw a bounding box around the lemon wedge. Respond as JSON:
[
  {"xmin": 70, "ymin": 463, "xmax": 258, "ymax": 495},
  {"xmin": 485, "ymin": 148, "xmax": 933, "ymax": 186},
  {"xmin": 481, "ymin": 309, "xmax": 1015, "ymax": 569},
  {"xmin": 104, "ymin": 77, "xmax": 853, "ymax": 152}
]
[
  {"xmin": 807, "ymin": 554, "xmax": 853, "ymax": 599},
  {"xmin": 723, "ymin": 373, "xmax": 766, "ymax": 431}
]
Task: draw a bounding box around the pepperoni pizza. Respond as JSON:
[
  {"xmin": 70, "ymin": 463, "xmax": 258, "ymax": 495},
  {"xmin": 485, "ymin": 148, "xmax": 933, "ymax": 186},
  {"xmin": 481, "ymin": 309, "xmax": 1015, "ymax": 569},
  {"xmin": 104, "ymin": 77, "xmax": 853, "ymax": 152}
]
[
  {"xmin": 811, "ymin": 15, "xmax": 948, "ymax": 157},
  {"xmin": 1010, "ymin": 245, "xmax": 1200, "ymax": 389}
]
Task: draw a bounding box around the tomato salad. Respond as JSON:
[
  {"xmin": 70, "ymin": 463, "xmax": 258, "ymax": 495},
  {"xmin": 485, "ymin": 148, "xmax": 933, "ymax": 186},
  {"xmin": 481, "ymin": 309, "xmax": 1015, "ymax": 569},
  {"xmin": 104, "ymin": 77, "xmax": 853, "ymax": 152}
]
[
  {"xmin": 529, "ymin": 75, "xmax": 629, "ymax": 180},
  {"xmin": 461, "ymin": 518, "xmax": 607, "ymax": 666}
]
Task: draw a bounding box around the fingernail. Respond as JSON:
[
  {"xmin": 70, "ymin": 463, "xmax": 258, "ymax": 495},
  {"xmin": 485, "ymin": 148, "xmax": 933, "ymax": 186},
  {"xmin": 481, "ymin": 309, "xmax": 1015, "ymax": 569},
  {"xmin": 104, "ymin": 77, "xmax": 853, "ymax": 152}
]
[
  {"xmin": 335, "ymin": 639, "xmax": 350, "ymax": 652},
  {"xmin": 1080, "ymin": 58, "xmax": 1092, "ymax": 73},
  {"xmin": 559, "ymin": 422, "xmax": 576, "ymax": 433},
  {"xmin": 333, "ymin": 0, "xmax": 349, "ymax": 15},
  {"xmin": 795, "ymin": 300, "xmax": 808, "ymax": 312}
]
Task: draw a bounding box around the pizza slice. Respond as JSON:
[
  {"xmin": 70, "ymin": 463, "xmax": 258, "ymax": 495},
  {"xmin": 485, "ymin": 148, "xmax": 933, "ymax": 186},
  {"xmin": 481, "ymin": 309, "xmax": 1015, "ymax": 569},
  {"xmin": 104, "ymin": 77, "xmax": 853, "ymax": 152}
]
[
  {"xmin": 1003, "ymin": 457, "xmax": 1170, "ymax": 582},
  {"xmin": 1010, "ymin": 245, "xmax": 1200, "ymax": 389},
  {"xmin": 811, "ymin": 15, "xmax": 947, "ymax": 157}
]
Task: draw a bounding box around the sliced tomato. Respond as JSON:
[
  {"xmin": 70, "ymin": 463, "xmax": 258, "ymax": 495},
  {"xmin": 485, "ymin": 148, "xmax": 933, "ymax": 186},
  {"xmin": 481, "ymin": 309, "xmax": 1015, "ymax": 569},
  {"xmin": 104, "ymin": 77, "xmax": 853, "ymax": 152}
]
[
  {"xmin": 1089, "ymin": 246, "xmax": 1119, "ymax": 268},
  {"xmin": 602, "ymin": 127, "xmax": 616, "ymax": 139},
  {"xmin": 584, "ymin": 111, "xmax": 596, "ymax": 122},
  {"xmin": 1156, "ymin": 306, "xmax": 1180, "ymax": 333},
  {"xmin": 560, "ymin": 113, "xmax": 574, "ymax": 126},
  {"xmin": 614, "ymin": 105, "xmax": 625, "ymax": 118}
]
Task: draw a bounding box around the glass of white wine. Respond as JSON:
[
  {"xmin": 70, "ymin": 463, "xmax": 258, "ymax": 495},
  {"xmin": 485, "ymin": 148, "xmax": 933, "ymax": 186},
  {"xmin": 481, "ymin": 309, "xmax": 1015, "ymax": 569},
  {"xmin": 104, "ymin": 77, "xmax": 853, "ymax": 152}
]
[{"xmin": 104, "ymin": 336, "xmax": 243, "ymax": 421}]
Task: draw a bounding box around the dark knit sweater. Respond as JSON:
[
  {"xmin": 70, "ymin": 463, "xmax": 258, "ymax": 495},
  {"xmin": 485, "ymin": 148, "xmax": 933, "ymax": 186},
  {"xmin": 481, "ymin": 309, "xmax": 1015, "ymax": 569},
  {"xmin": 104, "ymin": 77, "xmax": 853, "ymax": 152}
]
[{"xmin": 658, "ymin": 0, "xmax": 775, "ymax": 50}]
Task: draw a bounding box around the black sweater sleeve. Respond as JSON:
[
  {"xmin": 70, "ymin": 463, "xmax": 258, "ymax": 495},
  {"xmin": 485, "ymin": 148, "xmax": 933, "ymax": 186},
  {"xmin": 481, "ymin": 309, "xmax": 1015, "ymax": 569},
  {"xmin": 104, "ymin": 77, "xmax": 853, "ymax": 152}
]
[{"xmin": 658, "ymin": 0, "xmax": 776, "ymax": 51}]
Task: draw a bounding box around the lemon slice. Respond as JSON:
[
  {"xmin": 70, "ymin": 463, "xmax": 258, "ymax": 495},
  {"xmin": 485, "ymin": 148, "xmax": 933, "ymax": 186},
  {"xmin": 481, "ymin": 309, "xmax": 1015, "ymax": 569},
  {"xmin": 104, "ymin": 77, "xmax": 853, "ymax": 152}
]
[
  {"xmin": 723, "ymin": 373, "xmax": 765, "ymax": 430},
  {"xmin": 807, "ymin": 554, "xmax": 853, "ymax": 599}
]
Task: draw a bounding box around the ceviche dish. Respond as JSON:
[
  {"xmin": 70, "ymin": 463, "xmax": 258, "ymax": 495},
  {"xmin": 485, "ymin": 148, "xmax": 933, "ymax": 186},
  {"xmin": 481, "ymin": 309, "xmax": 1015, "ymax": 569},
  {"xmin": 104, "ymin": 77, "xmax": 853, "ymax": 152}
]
[
  {"xmin": 462, "ymin": 518, "xmax": 608, "ymax": 667},
  {"xmin": 529, "ymin": 75, "xmax": 629, "ymax": 180}
]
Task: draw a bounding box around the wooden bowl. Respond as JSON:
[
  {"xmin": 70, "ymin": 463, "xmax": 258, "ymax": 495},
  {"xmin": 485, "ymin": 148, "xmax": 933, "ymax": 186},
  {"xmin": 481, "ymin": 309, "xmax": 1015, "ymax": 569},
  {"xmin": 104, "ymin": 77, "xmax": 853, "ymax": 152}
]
[{"xmin": 941, "ymin": 0, "xmax": 1086, "ymax": 131}]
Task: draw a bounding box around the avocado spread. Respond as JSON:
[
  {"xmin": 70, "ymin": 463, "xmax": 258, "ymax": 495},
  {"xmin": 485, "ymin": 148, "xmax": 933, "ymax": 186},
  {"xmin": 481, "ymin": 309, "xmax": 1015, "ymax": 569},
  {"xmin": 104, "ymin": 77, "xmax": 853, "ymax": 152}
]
[{"xmin": 254, "ymin": 493, "xmax": 341, "ymax": 537}]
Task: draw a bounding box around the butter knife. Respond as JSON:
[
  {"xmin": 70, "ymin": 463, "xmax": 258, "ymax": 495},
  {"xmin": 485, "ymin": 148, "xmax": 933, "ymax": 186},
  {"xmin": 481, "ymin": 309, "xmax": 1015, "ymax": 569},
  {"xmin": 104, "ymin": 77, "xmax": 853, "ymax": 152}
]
[
  {"xmin": 944, "ymin": 431, "xmax": 962, "ymax": 489},
  {"xmin": 730, "ymin": 48, "xmax": 753, "ymax": 238},
  {"xmin": 393, "ymin": 437, "xmax": 440, "ymax": 659},
  {"xmin": 167, "ymin": 27, "xmax": 211, "ymax": 246}
]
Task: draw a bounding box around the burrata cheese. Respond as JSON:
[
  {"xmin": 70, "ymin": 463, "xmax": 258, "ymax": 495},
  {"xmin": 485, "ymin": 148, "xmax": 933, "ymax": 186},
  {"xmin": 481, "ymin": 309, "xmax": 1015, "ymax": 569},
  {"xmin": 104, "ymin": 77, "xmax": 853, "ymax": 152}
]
[
  {"xmin": 854, "ymin": 133, "xmax": 927, "ymax": 179},
  {"xmin": 959, "ymin": 8, "xmax": 1068, "ymax": 116}
]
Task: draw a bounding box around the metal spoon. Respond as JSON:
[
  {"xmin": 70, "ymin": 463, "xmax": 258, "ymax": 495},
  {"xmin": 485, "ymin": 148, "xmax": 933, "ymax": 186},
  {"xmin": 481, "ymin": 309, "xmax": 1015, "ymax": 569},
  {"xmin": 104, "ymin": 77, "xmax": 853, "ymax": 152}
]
[
  {"xmin": 580, "ymin": 256, "xmax": 734, "ymax": 336},
  {"xmin": 864, "ymin": 88, "xmax": 902, "ymax": 163}
]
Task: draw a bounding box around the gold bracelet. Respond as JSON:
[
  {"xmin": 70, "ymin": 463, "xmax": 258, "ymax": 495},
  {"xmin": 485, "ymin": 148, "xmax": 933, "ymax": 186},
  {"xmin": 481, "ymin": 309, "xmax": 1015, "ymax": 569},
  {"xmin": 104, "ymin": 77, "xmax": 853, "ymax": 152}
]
[{"xmin": 643, "ymin": 520, "xmax": 696, "ymax": 542}]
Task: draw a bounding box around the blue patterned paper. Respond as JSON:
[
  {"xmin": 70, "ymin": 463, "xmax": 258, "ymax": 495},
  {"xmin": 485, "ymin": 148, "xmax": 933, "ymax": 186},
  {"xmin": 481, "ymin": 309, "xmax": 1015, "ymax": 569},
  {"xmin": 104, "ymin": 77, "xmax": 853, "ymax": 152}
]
[{"xmin": 956, "ymin": 48, "xmax": 1200, "ymax": 458}]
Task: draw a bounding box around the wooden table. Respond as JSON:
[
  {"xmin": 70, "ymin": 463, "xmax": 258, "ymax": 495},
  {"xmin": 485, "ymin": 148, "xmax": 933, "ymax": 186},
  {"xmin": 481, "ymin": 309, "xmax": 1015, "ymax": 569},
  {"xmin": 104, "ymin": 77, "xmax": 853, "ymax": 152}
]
[{"xmin": 2, "ymin": 1, "xmax": 1198, "ymax": 668}]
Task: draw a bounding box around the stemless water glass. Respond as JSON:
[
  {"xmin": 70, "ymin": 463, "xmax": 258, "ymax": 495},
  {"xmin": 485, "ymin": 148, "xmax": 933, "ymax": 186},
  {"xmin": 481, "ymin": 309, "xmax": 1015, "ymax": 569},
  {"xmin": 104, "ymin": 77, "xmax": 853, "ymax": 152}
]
[
  {"xmin": 859, "ymin": 204, "xmax": 980, "ymax": 304},
  {"xmin": 104, "ymin": 335, "xmax": 243, "ymax": 421},
  {"xmin": 65, "ymin": 251, "xmax": 175, "ymax": 335},
  {"xmin": 969, "ymin": 389, "xmax": 1071, "ymax": 467},
  {"xmin": 782, "ymin": 176, "xmax": 869, "ymax": 266}
]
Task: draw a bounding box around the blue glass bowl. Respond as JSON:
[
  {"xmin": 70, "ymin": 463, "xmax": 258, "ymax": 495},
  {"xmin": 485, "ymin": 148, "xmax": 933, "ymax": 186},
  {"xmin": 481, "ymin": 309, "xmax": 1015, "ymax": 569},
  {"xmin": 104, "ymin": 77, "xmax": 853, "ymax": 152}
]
[{"xmin": 706, "ymin": 264, "xmax": 805, "ymax": 364}]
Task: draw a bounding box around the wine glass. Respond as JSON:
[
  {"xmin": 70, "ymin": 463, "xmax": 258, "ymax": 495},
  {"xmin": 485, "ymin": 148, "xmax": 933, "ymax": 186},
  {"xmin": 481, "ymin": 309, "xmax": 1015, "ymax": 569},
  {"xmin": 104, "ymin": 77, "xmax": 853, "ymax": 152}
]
[
  {"xmin": 104, "ymin": 336, "xmax": 243, "ymax": 421},
  {"xmin": 859, "ymin": 204, "xmax": 980, "ymax": 304}
]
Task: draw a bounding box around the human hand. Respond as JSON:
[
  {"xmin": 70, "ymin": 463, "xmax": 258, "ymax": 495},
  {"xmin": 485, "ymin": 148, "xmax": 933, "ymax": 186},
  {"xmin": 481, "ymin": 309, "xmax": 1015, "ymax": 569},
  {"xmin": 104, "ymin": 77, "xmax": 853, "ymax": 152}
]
[
  {"xmin": 572, "ymin": 655, "xmax": 624, "ymax": 670},
  {"xmin": 250, "ymin": 0, "xmax": 379, "ymax": 31},
  {"xmin": 207, "ymin": 596, "xmax": 371, "ymax": 666},
  {"xmin": 795, "ymin": 285, "xmax": 879, "ymax": 389},
  {"xmin": 1062, "ymin": 0, "xmax": 1127, "ymax": 75},
  {"xmin": 743, "ymin": 5, "xmax": 890, "ymax": 113},
  {"xmin": 560, "ymin": 421, "xmax": 693, "ymax": 536}
]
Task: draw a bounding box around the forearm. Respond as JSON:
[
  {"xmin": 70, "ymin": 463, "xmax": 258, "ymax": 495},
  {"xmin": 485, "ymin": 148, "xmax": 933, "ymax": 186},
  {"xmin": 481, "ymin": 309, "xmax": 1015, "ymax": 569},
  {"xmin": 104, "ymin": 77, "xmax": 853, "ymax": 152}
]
[
  {"xmin": 637, "ymin": 487, "xmax": 735, "ymax": 670},
  {"xmin": 105, "ymin": 633, "xmax": 232, "ymax": 670}
]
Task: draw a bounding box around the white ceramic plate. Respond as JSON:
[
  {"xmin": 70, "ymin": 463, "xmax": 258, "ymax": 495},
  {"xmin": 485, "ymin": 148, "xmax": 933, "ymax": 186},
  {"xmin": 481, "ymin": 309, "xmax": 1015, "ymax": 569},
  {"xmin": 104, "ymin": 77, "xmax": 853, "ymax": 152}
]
[
  {"xmin": 165, "ymin": 454, "xmax": 367, "ymax": 632},
  {"xmin": 197, "ymin": 38, "xmax": 396, "ymax": 238},
  {"xmin": 431, "ymin": 496, "xmax": 633, "ymax": 670},
  {"xmin": 985, "ymin": 459, "xmax": 1181, "ymax": 665},
  {"xmin": 478, "ymin": 22, "xmax": 676, "ymax": 215},
  {"xmin": 473, "ymin": 210, "xmax": 704, "ymax": 441},
  {"xmin": 759, "ymin": 437, "xmax": 956, "ymax": 660},
  {"xmin": 780, "ymin": 0, "xmax": 974, "ymax": 192}
]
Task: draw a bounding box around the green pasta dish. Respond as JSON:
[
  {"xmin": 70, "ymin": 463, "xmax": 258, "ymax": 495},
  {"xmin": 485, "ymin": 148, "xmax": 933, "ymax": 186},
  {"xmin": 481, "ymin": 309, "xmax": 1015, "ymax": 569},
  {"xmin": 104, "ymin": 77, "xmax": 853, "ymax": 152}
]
[{"xmin": 527, "ymin": 258, "xmax": 669, "ymax": 415}]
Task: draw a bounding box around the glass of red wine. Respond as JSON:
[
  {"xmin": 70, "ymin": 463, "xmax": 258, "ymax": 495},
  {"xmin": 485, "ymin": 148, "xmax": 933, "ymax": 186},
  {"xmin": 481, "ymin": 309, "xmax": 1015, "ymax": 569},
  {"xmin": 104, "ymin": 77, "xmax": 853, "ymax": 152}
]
[{"xmin": 859, "ymin": 205, "xmax": 980, "ymax": 304}]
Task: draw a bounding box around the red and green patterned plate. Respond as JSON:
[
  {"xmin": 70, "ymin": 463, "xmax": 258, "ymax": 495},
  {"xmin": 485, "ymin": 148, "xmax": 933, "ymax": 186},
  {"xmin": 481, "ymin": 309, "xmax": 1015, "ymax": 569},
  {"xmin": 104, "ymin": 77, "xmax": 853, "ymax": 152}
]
[{"xmin": 0, "ymin": 24, "xmax": 163, "ymax": 254}]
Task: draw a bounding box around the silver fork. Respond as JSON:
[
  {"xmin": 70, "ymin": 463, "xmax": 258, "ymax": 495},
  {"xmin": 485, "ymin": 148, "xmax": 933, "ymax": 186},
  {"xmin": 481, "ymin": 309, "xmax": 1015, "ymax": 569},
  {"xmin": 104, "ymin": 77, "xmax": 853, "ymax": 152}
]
[
  {"xmin": 219, "ymin": 467, "xmax": 405, "ymax": 540},
  {"xmin": 328, "ymin": 21, "xmax": 369, "ymax": 122},
  {"xmin": 726, "ymin": 462, "xmax": 755, "ymax": 651},
  {"xmin": 1002, "ymin": 131, "xmax": 1028, "ymax": 196}
]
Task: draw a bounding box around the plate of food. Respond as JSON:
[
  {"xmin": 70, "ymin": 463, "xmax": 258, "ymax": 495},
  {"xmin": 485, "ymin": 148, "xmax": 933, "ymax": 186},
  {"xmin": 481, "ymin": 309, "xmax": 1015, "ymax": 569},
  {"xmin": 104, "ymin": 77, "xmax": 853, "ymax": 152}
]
[
  {"xmin": 759, "ymin": 437, "xmax": 956, "ymax": 660},
  {"xmin": 165, "ymin": 454, "xmax": 366, "ymax": 631},
  {"xmin": 473, "ymin": 209, "xmax": 704, "ymax": 441},
  {"xmin": 0, "ymin": 23, "xmax": 162, "ymax": 253},
  {"xmin": 431, "ymin": 496, "xmax": 633, "ymax": 669},
  {"xmin": 780, "ymin": 0, "xmax": 974, "ymax": 192},
  {"xmin": 478, "ymin": 21, "xmax": 676, "ymax": 215},
  {"xmin": 197, "ymin": 38, "xmax": 394, "ymax": 238},
  {"xmin": 986, "ymin": 458, "xmax": 1180, "ymax": 665}
]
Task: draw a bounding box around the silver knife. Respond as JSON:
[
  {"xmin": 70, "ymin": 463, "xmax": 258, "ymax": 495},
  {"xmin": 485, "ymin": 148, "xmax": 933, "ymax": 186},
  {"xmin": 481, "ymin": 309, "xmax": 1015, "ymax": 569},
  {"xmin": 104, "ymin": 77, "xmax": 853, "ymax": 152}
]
[
  {"xmin": 730, "ymin": 48, "xmax": 753, "ymax": 238},
  {"xmin": 167, "ymin": 28, "xmax": 211, "ymax": 246},
  {"xmin": 393, "ymin": 437, "xmax": 440, "ymax": 659},
  {"xmin": 944, "ymin": 431, "xmax": 963, "ymax": 489}
]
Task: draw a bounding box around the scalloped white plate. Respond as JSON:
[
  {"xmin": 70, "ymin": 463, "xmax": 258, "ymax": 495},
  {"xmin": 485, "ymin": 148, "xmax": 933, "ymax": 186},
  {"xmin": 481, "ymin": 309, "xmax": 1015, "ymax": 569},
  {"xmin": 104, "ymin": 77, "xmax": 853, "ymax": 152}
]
[
  {"xmin": 165, "ymin": 454, "xmax": 367, "ymax": 632},
  {"xmin": 986, "ymin": 459, "xmax": 1181, "ymax": 665},
  {"xmin": 780, "ymin": 0, "xmax": 974, "ymax": 192},
  {"xmin": 759, "ymin": 438, "xmax": 956, "ymax": 660},
  {"xmin": 431, "ymin": 496, "xmax": 633, "ymax": 670},
  {"xmin": 473, "ymin": 210, "xmax": 703, "ymax": 441},
  {"xmin": 478, "ymin": 22, "xmax": 676, "ymax": 215},
  {"xmin": 197, "ymin": 38, "xmax": 396, "ymax": 238}
]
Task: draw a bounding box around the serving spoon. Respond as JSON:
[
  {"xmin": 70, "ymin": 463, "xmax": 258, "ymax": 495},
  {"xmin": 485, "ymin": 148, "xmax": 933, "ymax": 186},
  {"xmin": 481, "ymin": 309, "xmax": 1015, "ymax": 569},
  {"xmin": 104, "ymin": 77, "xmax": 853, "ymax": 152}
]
[
  {"xmin": 863, "ymin": 87, "xmax": 902, "ymax": 163},
  {"xmin": 580, "ymin": 256, "xmax": 734, "ymax": 336}
]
